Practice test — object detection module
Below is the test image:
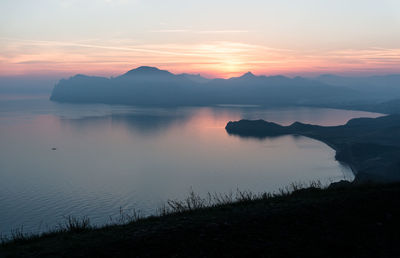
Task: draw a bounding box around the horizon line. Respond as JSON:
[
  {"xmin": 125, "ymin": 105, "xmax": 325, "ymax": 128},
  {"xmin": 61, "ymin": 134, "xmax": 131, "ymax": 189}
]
[{"xmin": 1, "ymin": 66, "xmax": 400, "ymax": 80}]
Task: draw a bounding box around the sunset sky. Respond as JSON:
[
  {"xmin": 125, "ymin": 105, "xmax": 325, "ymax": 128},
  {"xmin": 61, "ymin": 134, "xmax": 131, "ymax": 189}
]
[{"xmin": 1, "ymin": 0, "xmax": 400, "ymax": 78}]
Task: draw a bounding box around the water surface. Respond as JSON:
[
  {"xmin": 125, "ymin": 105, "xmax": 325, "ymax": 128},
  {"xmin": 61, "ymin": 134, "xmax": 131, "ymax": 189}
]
[{"xmin": 0, "ymin": 96, "xmax": 382, "ymax": 235}]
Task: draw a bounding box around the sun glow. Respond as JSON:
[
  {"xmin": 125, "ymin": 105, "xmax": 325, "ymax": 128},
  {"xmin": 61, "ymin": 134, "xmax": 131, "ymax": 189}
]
[
  {"xmin": 2, "ymin": 37, "xmax": 399, "ymax": 78},
  {"xmin": 1, "ymin": 0, "xmax": 399, "ymax": 78}
]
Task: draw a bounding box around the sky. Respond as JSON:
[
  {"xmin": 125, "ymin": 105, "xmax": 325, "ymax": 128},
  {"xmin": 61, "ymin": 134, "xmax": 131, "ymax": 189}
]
[{"xmin": 1, "ymin": 0, "xmax": 400, "ymax": 78}]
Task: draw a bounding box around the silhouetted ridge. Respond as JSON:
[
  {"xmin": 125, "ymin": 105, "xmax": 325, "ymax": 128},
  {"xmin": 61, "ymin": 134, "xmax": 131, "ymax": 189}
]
[
  {"xmin": 312, "ymin": 74, "xmax": 400, "ymax": 102},
  {"xmin": 121, "ymin": 66, "xmax": 173, "ymax": 77},
  {"xmin": 50, "ymin": 66, "xmax": 364, "ymax": 107},
  {"xmin": 226, "ymin": 120, "xmax": 288, "ymax": 137},
  {"xmin": 240, "ymin": 72, "xmax": 256, "ymax": 78},
  {"xmin": 179, "ymin": 73, "xmax": 210, "ymax": 83}
]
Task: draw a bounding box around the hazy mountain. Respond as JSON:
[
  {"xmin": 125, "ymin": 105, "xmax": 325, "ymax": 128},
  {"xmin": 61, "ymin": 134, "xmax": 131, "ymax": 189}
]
[
  {"xmin": 313, "ymin": 74, "xmax": 400, "ymax": 100},
  {"xmin": 346, "ymin": 98, "xmax": 400, "ymax": 114},
  {"xmin": 179, "ymin": 73, "xmax": 210, "ymax": 83},
  {"xmin": 50, "ymin": 66, "xmax": 359, "ymax": 107},
  {"xmin": 0, "ymin": 76, "xmax": 59, "ymax": 94},
  {"xmin": 119, "ymin": 66, "xmax": 176, "ymax": 79}
]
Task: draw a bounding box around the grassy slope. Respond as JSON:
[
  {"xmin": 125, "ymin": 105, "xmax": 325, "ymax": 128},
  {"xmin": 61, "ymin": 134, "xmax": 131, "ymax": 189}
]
[{"xmin": 2, "ymin": 183, "xmax": 400, "ymax": 257}]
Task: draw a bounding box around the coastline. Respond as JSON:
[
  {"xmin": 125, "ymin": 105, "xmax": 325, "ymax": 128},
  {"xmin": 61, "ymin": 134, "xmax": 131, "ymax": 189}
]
[
  {"xmin": 225, "ymin": 115, "xmax": 400, "ymax": 183},
  {"xmin": 293, "ymin": 136, "xmax": 359, "ymax": 178}
]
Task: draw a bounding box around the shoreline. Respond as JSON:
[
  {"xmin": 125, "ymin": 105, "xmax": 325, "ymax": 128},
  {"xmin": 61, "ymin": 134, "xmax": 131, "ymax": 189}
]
[
  {"xmin": 226, "ymin": 115, "xmax": 400, "ymax": 183},
  {"xmin": 292, "ymin": 134, "xmax": 359, "ymax": 179}
]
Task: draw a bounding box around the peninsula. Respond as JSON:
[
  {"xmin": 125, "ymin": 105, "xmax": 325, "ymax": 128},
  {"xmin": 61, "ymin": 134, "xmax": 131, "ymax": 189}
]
[{"xmin": 226, "ymin": 115, "xmax": 400, "ymax": 182}]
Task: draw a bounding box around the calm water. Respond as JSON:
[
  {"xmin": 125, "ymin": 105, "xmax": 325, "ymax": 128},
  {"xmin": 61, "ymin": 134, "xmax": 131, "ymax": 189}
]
[{"xmin": 0, "ymin": 95, "xmax": 382, "ymax": 235}]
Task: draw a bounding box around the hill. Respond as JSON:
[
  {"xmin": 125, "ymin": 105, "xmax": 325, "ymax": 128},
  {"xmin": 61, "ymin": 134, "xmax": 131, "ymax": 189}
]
[
  {"xmin": 2, "ymin": 183, "xmax": 400, "ymax": 257},
  {"xmin": 226, "ymin": 115, "xmax": 400, "ymax": 182}
]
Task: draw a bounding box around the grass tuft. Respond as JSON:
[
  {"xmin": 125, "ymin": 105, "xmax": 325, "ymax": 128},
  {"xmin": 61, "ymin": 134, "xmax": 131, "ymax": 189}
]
[
  {"xmin": 1, "ymin": 180, "xmax": 328, "ymax": 245},
  {"xmin": 62, "ymin": 216, "xmax": 92, "ymax": 233}
]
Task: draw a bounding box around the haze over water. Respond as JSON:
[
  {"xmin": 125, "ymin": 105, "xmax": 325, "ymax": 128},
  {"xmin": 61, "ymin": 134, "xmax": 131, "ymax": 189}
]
[{"xmin": 0, "ymin": 95, "xmax": 383, "ymax": 235}]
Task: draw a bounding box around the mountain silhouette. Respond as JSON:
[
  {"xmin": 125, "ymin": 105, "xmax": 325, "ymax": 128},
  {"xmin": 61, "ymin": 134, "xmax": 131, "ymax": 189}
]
[
  {"xmin": 179, "ymin": 73, "xmax": 210, "ymax": 83},
  {"xmin": 313, "ymin": 74, "xmax": 400, "ymax": 101},
  {"xmin": 51, "ymin": 66, "xmax": 395, "ymax": 107},
  {"xmin": 120, "ymin": 66, "xmax": 175, "ymax": 78}
]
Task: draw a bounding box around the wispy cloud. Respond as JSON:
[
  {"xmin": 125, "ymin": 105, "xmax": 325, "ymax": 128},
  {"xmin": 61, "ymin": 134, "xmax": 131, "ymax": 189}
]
[
  {"xmin": 149, "ymin": 29, "xmax": 190, "ymax": 33},
  {"xmin": 1, "ymin": 37, "xmax": 399, "ymax": 77},
  {"xmin": 196, "ymin": 30, "xmax": 251, "ymax": 34},
  {"xmin": 149, "ymin": 29, "xmax": 251, "ymax": 34}
]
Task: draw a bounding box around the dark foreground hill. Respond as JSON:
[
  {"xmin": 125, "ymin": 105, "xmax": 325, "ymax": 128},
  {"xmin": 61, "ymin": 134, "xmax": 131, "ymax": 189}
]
[
  {"xmin": 2, "ymin": 183, "xmax": 400, "ymax": 257},
  {"xmin": 226, "ymin": 115, "xmax": 400, "ymax": 182}
]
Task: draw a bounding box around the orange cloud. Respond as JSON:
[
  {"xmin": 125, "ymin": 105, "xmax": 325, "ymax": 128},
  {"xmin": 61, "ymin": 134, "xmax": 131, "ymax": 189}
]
[{"xmin": 0, "ymin": 37, "xmax": 399, "ymax": 78}]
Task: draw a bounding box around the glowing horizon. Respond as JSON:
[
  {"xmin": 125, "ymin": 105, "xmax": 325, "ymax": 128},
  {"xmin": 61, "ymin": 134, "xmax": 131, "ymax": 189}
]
[{"xmin": 1, "ymin": 0, "xmax": 400, "ymax": 78}]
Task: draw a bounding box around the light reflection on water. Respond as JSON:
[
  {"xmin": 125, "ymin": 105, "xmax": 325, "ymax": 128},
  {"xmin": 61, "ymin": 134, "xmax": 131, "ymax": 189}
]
[{"xmin": 0, "ymin": 96, "xmax": 382, "ymax": 235}]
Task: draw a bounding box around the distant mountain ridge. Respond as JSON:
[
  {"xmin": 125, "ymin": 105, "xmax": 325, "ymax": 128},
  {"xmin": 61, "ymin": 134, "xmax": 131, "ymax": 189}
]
[
  {"xmin": 50, "ymin": 66, "xmax": 400, "ymax": 109},
  {"xmin": 312, "ymin": 74, "xmax": 400, "ymax": 100}
]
